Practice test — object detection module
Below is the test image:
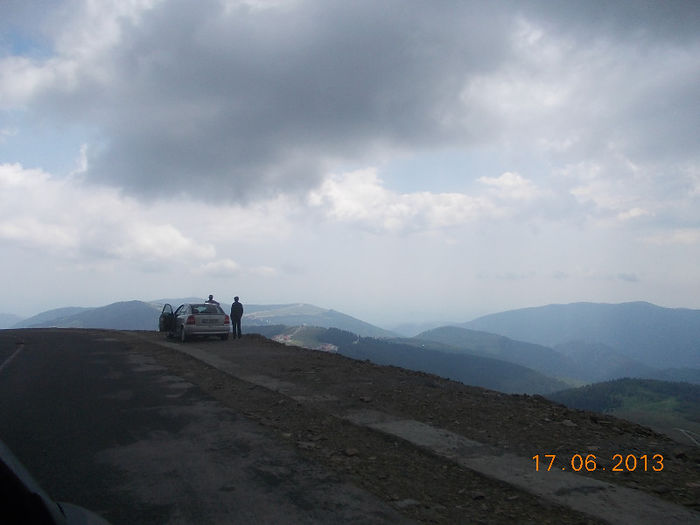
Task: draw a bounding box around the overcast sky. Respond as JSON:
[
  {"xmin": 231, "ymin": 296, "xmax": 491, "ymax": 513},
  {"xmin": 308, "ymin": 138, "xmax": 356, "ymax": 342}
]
[{"xmin": 1, "ymin": 0, "xmax": 699, "ymax": 326}]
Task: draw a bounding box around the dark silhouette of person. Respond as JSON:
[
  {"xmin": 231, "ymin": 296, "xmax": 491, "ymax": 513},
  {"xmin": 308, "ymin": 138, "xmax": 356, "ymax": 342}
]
[
  {"xmin": 205, "ymin": 294, "xmax": 220, "ymax": 305},
  {"xmin": 230, "ymin": 296, "xmax": 243, "ymax": 339}
]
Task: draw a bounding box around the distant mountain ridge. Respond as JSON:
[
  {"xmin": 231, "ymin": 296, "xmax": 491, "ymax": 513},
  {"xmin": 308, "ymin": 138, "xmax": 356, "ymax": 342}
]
[
  {"xmin": 13, "ymin": 302, "xmax": 161, "ymax": 330},
  {"xmin": 0, "ymin": 313, "xmax": 25, "ymax": 329},
  {"xmin": 552, "ymin": 341, "xmax": 657, "ymax": 382},
  {"xmin": 410, "ymin": 324, "xmax": 700, "ymax": 386},
  {"xmin": 387, "ymin": 321, "xmax": 457, "ymax": 337},
  {"xmin": 463, "ymin": 302, "xmax": 700, "ymax": 369},
  {"xmin": 11, "ymin": 306, "xmax": 91, "ymax": 328}
]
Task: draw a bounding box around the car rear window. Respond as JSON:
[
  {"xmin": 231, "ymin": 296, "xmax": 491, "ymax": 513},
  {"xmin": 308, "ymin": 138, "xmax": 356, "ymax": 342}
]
[{"xmin": 192, "ymin": 304, "xmax": 224, "ymax": 314}]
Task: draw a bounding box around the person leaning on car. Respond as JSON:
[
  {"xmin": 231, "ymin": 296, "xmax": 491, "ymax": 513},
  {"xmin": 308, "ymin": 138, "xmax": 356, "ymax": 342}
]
[
  {"xmin": 230, "ymin": 297, "xmax": 243, "ymax": 339},
  {"xmin": 205, "ymin": 294, "xmax": 220, "ymax": 305}
]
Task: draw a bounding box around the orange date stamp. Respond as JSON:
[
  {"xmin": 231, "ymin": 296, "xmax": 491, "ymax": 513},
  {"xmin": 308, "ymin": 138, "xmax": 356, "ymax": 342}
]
[{"xmin": 532, "ymin": 453, "xmax": 664, "ymax": 472}]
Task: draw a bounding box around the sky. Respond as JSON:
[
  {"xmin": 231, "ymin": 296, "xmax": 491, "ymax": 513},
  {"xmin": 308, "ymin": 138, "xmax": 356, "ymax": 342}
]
[{"xmin": 1, "ymin": 0, "xmax": 699, "ymax": 327}]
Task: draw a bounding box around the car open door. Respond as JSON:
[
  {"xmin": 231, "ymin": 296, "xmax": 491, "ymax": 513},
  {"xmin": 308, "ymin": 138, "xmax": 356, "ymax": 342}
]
[{"xmin": 159, "ymin": 304, "xmax": 174, "ymax": 333}]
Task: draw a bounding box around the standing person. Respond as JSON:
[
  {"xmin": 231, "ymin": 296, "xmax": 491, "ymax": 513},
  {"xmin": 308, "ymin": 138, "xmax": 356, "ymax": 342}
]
[
  {"xmin": 205, "ymin": 294, "xmax": 220, "ymax": 305},
  {"xmin": 230, "ymin": 296, "xmax": 243, "ymax": 339}
]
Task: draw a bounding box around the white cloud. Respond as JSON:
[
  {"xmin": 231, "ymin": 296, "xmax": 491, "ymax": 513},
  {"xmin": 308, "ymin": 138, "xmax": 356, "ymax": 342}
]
[
  {"xmin": 643, "ymin": 229, "xmax": 700, "ymax": 246},
  {"xmin": 112, "ymin": 224, "xmax": 215, "ymax": 262},
  {"xmin": 0, "ymin": 217, "xmax": 78, "ymax": 251},
  {"xmin": 477, "ymin": 172, "xmax": 542, "ymax": 201},
  {"xmin": 0, "ymin": 128, "xmax": 17, "ymax": 143},
  {"xmin": 309, "ymin": 168, "xmax": 560, "ymax": 232},
  {"xmin": 0, "ymin": 162, "xmax": 214, "ymax": 262},
  {"xmin": 72, "ymin": 144, "xmax": 89, "ymax": 175},
  {"xmin": 248, "ymin": 265, "xmax": 278, "ymax": 277},
  {"xmin": 309, "ymin": 168, "xmax": 494, "ymax": 232},
  {"xmin": 617, "ymin": 208, "xmax": 652, "ymax": 221},
  {"xmin": 688, "ymin": 167, "xmax": 700, "ymax": 197},
  {"xmin": 194, "ymin": 259, "xmax": 240, "ymax": 276},
  {"xmin": 0, "ymin": 163, "xmax": 50, "ymax": 188}
]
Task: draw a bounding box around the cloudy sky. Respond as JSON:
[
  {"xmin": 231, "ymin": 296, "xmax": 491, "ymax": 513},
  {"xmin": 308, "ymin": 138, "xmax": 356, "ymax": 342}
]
[{"xmin": 1, "ymin": 0, "xmax": 699, "ymax": 326}]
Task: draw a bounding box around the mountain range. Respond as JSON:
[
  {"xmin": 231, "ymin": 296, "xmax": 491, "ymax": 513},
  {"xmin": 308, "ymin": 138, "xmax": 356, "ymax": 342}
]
[
  {"xmin": 11, "ymin": 302, "xmax": 161, "ymax": 331},
  {"xmin": 6, "ymin": 299, "xmax": 700, "ymax": 387},
  {"xmin": 462, "ymin": 301, "xmax": 700, "ymax": 369},
  {"xmin": 404, "ymin": 325, "xmax": 700, "ymax": 385},
  {"xmin": 6, "ymin": 299, "xmax": 699, "ymax": 444},
  {"xmin": 9, "ymin": 300, "xmax": 395, "ymax": 338}
]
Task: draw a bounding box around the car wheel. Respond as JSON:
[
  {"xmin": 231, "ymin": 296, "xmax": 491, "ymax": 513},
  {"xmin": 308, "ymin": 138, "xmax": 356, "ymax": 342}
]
[
  {"xmin": 220, "ymin": 334, "xmax": 229, "ymax": 340},
  {"xmin": 180, "ymin": 326, "xmax": 188, "ymax": 343}
]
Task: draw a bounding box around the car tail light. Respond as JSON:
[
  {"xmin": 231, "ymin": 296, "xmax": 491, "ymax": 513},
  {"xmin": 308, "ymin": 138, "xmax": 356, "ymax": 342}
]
[
  {"xmin": 186, "ymin": 315, "xmax": 196, "ymax": 325},
  {"xmin": 224, "ymin": 315, "xmax": 230, "ymax": 325}
]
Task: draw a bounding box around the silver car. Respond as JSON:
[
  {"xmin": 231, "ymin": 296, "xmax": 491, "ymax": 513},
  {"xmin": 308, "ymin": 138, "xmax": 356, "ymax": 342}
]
[{"xmin": 159, "ymin": 303, "xmax": 230, "ymax": 342}]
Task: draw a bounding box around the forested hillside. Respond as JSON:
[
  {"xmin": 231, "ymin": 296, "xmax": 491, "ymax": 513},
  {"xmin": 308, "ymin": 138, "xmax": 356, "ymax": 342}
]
[{"xmin": 548, "ymin": 378, "xmax": 700, "ymax": 418}]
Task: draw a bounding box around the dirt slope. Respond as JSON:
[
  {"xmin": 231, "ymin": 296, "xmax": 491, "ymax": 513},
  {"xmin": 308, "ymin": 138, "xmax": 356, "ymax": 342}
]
[{"xmin": 115, "ymin": 331, "xmax": 699, "ymax": 524}]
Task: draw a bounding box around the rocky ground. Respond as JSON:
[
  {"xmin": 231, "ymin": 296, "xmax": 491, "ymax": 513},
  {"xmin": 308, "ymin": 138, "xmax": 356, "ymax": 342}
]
[{"xmin": 120, "ymin": 331, "xmax": 699, "ymax": 524}]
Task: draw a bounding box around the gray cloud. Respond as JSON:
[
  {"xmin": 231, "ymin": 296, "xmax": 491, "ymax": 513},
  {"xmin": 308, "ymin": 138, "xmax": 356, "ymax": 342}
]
[
  {"xmin": 617, "ymin": 273, "xmax": 640, "ymax": 283},
  {"xmin": 33, "ymin": 0, "xmax": 513, "ymax": 201},
  {"xmin": 525, "ymin": 0, "xmax": 700, "ymax": 43},
  {"xmin": 12, "ymin": 0, "xmax": 700, "ymax": 205}
]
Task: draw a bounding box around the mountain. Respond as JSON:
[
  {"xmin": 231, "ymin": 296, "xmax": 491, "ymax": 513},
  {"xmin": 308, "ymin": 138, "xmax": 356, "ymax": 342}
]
[
  {"xmin": 12, "ymin": 306, "xmax": 94, "ymax": 328},
  {"xmin": 14, "ymin": 302, "xmax": 161, "ymax": 330},
  {"xmin": 409, "ymin": 326, "xmax": 700, "ymax": 385},
  {"xmin": 463, "ymin": 302, "xmax": 700, "ymax": 369},
  {"xmin": 413, "ymin": 326, "xmax": 579, "ymax": 381},
  {"xmin": 242, "ymin": 303, "xmax": 396, "ymax": 338},
  {"xmin": 552, "ymin": 341, "xmax": 657, "ymax": 383},
  {"xmin": 550, "ymin": 341, "xmax": 700, "ymax": 384},
  {"xmin": 646, "ymin": 368, "xmax": 700, "ymax": 384},
  {"xmin": 0, "ymin": 313, "xmax": 25, "ymax": 329},
  {"xmin": 387, "ymin": 321, "xmax": 457, "ymax": 337}
]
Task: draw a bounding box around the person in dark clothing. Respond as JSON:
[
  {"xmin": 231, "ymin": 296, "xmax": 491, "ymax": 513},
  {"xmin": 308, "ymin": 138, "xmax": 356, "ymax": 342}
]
[
  {"xmin": 230, "ymin": 296, "xmax": 243, "ymax": 339},
  {"xmin": 205, "ymin": 294, "xmax": 220, "ymax": 305}
]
